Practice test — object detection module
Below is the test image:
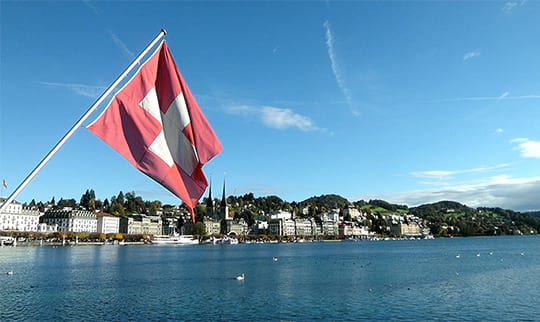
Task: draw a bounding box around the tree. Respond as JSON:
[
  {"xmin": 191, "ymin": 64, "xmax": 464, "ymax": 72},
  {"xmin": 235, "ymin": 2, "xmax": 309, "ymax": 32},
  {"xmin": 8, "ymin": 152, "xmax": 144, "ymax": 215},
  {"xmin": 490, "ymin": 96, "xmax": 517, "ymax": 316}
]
[
  {"xmin": 146, "ymin": 201, "xmax": 161, "ymax": 216},
  {"xmin": 193, "ymin": 222, "xmax": 206, "ymax": 236},
  {"xmin": 116, "ymin": 191, "xmax": 125, "ymax": 206},
  {"xmin": 56, "ymin": 198, "xmax": 76, "ymax": 209},
  {"xmin": 103, "ymin": 198, "xmax": 110, "ymax": 212},
  {"xmin": 194, "ymin": 204, "xmax": 205, "ymax": 222},
  {"xmin": 109, "ymin": 200, "xmax": 125, "ymax": 216},
  {"xmin": 80, "ymin": 189, "xmax": 96, "ymax": 211}
]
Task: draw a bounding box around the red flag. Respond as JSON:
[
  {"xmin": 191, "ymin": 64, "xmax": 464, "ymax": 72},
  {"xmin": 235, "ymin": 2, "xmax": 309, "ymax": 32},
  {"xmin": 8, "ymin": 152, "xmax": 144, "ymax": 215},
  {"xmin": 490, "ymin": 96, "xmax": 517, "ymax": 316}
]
[{"xmin": 87, "ymin": 42, "xmax": 222, "ymax": 222}]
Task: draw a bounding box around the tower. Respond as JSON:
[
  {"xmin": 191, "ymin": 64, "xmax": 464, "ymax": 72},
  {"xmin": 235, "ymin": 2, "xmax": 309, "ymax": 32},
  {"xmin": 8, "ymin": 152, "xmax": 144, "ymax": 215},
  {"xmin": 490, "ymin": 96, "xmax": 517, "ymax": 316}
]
[
  {"xmin": 220, "ymin": 179, "xmax": 229, "ymax": 220},
  {"xmin": 206, "ymin": 182, "xmax": 215, "ymax": 219}
]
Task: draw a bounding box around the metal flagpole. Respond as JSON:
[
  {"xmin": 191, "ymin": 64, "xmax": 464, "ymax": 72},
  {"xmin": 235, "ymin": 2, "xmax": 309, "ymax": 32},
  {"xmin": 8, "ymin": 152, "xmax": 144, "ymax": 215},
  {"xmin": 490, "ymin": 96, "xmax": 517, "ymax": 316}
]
[{"xmin": 0, "ymin": 29, "xmax": 167, "ymax": 213}]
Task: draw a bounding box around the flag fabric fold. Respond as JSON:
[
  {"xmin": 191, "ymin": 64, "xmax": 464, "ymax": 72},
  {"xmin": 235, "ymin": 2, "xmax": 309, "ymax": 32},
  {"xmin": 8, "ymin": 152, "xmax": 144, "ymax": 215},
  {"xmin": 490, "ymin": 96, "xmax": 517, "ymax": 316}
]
[{"xmin": 87, "ymin": 41, "xmax": 222, "ymax": 221}]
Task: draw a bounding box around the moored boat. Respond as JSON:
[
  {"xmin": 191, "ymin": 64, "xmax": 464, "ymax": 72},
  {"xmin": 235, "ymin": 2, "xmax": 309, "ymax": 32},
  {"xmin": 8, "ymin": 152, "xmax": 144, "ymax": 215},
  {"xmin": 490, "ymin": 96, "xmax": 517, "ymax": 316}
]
[
  {"xmin": 150, "ymin": 234, "xmax": 199, "ymax": 245},
  {"xmin": 0, "ymin": 236, "xmax": 15, "ymax": 246},
  {"xmin": 212, "ymin": 236, "xmax": 239, "ymax": 245}
]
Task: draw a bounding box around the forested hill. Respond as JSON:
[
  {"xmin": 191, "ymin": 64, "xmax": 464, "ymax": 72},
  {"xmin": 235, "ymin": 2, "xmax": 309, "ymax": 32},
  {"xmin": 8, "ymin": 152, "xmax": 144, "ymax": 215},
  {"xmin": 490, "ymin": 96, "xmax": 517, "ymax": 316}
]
[
  {"xmin": 408, "ymin": 201, "xmax": 540, "ymax": 236},
  {"xmin": 299, "ymin": 194, "xmax": 349, "ymax": 209},
  {"xmin": 300, "ymin": 196, "xmax": 540, "ymax": 236}
]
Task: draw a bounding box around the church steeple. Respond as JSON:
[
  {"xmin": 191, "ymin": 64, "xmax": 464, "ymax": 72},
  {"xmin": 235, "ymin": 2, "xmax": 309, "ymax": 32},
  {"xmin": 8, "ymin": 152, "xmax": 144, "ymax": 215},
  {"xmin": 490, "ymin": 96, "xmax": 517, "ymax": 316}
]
[
  {"xmin": 206, "ymin": 181, "xmax": 215, "ymax": 218},
  {"xmin": 220, "ymin": 178, "xmax": 229, "ymax": 219}
]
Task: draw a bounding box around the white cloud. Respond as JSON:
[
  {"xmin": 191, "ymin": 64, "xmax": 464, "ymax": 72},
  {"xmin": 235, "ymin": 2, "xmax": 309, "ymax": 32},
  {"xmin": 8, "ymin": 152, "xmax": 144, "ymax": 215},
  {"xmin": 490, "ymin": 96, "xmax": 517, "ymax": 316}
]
[
  {"xmin": 225, "ymin": 104, "xmax": 326, "ymax": 133},
  {"xmin": 109, "ymin": 31, "xmax": 134, "ymax": 60},
  {"xmin": 411, "ymin": 164, "xmax": 509, "ymax": 180},
  {"xmin": 260, "ymin": 106, "xmax": 318, "ymax": 131},
  {"xmin": 82, "ymin": 0, "xmax": 100, "ymax": 16},
  {"xmin": 495, "ymin": 128, "xmax": 504, "ymax": 134},
  {"xmin": 502, "ymin": 1, "xmax": 525, "ymax": 13},
  {"xmin": 323, "ymin": 20, "xmax": 352, "ymax": 106},
  {"xmin": 498, "ymin": 91, "xmax": 509, "ymax": 100},
  {"xmin": 463, "ymin": 50, "xmax": 480, "ymax": 60},
  {"xmin": 40, "ymin": 81, "xmax": 105, "ymax": 98},
  {"xmin": 443, "ymin": 93, "xmax": 540, "ymax": 102},
  {"xmin": 512, "ymin": 138, "xmax": 540, "ymax": 158},
  {"xmin": 352, "ymin": 175, "xmax": 540, "ymax": 211}
]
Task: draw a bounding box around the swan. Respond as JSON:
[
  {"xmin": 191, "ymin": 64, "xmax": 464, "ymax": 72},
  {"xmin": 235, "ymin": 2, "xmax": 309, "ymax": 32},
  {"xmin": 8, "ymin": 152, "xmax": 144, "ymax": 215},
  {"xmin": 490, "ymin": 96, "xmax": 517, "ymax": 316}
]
[{"xmin": 236, "ymin": 273, "xmax": 245, "ymax": 281}]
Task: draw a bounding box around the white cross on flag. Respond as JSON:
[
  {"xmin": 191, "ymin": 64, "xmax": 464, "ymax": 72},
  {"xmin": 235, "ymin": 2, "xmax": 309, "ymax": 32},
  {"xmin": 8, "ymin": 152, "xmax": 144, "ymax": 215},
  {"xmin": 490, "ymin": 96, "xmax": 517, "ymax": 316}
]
[{"xmin": 87, "ymin": 42, "xmax": 222, "ymax": 221}]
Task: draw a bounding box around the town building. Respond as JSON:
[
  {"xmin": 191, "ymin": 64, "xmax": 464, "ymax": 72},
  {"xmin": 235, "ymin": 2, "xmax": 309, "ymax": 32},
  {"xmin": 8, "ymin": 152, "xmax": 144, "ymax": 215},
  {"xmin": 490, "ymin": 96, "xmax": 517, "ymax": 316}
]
[
  {"xmin": 342, "ymin": 206, "xmax": 361, "ymax": 220},
  {"xmin": 37, "ymin": 222, "xmax": 57, "ymax": 233},
  {"xmin": 119, "ymin": 214, "xmax": 162, "ymax": 235},
  {"xmin": 0, "ymin": 198, "xmax": 41, "ymax": 231},
  {"xmin": 41, "ymin": 209, "xmax": 97, "ymax": 232},
  {"xmin": 202, "ymin": 218, "xmax": 221, "ymax": 235},
  {"xmin": 390, "ymin": 221, "xmax": 421, "ymax": 237},
  {"xmin": 294, "ymin": 218, "xmax": 315, "ymax": 236},
  {"xmin": 251, "ymin": 219, "xmax": 268, "ymax": 235},
  {"xmin": 338, "ymin": 222, "xmax": 370, "ymax": 237},
  {"xmin": 268, "ymin": 218, "xmax": 296, "ymax": 236},
  {"xmin": 96, "ymin": 212, "xmax": 120, "ymax": 234},
  {"xmin": 223, "ymin": 218, "xmax": 249, "ymax": 235},
  {"xmin": 269, "ymin": 210, "xmax": 292, "ymax": 220},
  {"xmin": 161, "ymin": 216, "xmax": 179, "ymax": 235},
  {"xmin": 319, "ymin": 220, "xmax": 338, "ymax": 236}
]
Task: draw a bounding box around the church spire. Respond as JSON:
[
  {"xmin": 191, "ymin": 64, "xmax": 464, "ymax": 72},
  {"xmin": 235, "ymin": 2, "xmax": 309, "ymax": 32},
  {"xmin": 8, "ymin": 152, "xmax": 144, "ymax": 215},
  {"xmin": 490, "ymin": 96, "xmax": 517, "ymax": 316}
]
[
  {"xmin": 206, "ymin": 180, "xmax": 214, "ymax": 218},
  {"xmin": 220, "ymin": 178, "xmax": 229, "ymax": 219}
]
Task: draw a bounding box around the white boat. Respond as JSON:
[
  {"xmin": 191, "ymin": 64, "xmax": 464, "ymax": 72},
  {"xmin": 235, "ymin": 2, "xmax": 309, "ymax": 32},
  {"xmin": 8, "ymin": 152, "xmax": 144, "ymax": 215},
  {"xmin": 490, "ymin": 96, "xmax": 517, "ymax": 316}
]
[
  {"xmin": 151, "ymin": 234, "xmax": 199, "ymax": 245},
  {"xmin": 0, "ymin": 236, "xmax": 15, "ymax": 246},
  {"xmin": 213, "ymin": 236, "xmax": 239, "ymax": 245}
]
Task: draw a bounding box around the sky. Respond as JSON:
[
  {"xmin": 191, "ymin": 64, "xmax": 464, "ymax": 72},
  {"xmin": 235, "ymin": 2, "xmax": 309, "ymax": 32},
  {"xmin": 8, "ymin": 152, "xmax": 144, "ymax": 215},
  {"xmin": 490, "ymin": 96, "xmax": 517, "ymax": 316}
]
[{"xmin": 2, "ymin": 0, "xmax": 540, "ymax": 211}]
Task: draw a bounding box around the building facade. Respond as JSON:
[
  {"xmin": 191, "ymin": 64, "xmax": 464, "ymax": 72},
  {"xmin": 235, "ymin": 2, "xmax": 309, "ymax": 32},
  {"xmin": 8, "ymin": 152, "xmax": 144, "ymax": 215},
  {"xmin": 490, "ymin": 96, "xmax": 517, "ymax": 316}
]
[
  {"xmin": 119, "ymin": 215, "xmax": 162, "ymax": 235},
  {"xmin": 97, "ymin": 213, "xmax": 120, "ymax": 234},
  {"xmin": 41, "ymin": 209, "xmax": 97, "ymax": 232},
  {"xmin": 390, "ymin": 222, "xmax": 421, "ymax": 237},
  {"xmin": 203, "ymin": 218, "xmax": 222, "ymax": 235},
  {"xmin": 0, "ymin": 199, "xmax": 41, "ymax": 231}
]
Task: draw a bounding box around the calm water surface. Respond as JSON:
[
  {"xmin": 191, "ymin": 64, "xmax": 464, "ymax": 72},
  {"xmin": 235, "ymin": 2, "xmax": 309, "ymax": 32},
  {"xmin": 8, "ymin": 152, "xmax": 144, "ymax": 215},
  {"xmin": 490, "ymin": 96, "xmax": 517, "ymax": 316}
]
[{"xmin": 1, "ymin": 236, "xmax": 539, "ymax": 321}]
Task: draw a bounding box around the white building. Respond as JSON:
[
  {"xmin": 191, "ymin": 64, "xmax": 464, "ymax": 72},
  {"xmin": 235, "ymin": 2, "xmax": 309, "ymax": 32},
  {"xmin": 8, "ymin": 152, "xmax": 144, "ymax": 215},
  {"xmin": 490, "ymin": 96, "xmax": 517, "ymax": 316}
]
[
  {"xmin": 268, "ymin": 218, "xmax": 302, "ymax": 236},
  {"xmin": 97, "ymin": 213, "xmax": 120, "ymax": 234},
  {"xmin": 320, "ymin": 211, "xmax": 339, "ymax": 222},
  {"xmin": 37, "ymin": 223, "xmax": 58, "ymax": 233},
  {"xmin": 251, "ymin": 220, "xmax": 268, "ymax": 235},
  {"xmin": 0, "ymin": 199, "xmax": 41, "ymax": 231},
  {"xmin": 320, "ymin": 220, "xmax": 338, "ymax": 236},
  {"xmin": 119, "ymin": 215, "xmax": 162, "ymax": 235},
  {"xmin": 41, "ymin": 209, "xmax": 97, "ymax": 233},
  {"xmin": 343, "ymin": 206, "xmax": 361, "ymax": 220},
  {"xmin": 269, "ymin": 210, "xmax": 292, "ymax": 220},
  {"xmin": 294, "ymin": 218, "xmax": 315, "ymax": 236},
  {"xmin": 338, "ymin": 222, "xmax": 371, "ymax": 237},
  {"xmin": 203, "ymin": 217, "xmax": 222, "ymax": 235}
]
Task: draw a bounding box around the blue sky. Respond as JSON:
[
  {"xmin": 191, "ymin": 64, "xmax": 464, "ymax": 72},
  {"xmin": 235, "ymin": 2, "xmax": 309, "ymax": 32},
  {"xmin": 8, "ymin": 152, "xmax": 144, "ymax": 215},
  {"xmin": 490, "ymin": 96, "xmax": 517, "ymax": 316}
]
[{"xmin": 2, "ymin": 0, "xmax": 540, "ymax": 211}]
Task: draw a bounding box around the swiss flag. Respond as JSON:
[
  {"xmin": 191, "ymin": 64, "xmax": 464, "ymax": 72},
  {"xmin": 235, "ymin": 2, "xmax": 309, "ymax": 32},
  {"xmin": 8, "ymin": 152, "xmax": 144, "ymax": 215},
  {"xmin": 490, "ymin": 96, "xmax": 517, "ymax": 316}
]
[{"xmin": 87, "ymin": 42, "xmax": 222, "ymax": 221}]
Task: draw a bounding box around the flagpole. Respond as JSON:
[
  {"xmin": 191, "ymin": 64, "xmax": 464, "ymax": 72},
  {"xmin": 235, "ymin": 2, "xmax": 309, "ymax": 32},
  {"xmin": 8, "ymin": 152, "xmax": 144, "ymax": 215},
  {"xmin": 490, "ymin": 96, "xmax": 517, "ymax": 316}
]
[{"xmin": 0, "ymin": 29, "xmax": 167, "ymax": 213}]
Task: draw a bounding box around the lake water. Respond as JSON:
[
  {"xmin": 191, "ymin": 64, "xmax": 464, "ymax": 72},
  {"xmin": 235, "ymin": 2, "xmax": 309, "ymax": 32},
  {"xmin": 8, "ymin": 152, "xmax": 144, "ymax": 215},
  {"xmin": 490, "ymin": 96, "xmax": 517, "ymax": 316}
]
[{"xmin": 1, "ymin": 236, "xmax": 539, "ymax": 321}]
